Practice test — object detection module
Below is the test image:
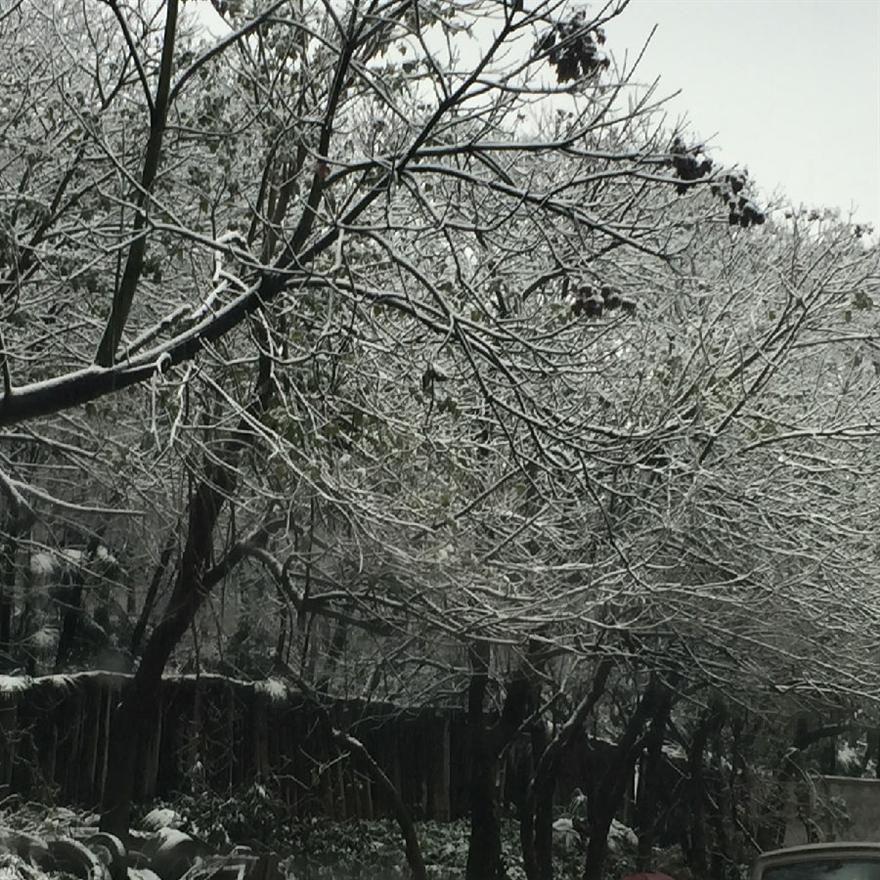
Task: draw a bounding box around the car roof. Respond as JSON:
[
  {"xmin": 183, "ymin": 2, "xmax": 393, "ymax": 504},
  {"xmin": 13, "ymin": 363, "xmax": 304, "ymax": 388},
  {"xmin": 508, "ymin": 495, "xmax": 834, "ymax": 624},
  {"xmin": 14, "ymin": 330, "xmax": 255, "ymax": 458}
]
[
  {"xmin": 753, "ymin": 843, "xmax": 880, "ymax": 879},
  {"xmin": 758, "ymin": 843, "xmax": 880, "ymax": 860}
]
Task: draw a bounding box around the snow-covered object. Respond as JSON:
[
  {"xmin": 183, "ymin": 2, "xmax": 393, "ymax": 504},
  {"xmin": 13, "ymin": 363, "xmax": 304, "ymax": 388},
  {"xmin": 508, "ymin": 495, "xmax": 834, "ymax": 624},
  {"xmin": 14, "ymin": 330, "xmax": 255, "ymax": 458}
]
[
  {"xmin": 0, "ymin": 853, "xmax": 44, "ymax": 880},
  {"xmin": 608, "ymin": 819, "xmax": 639, "ymax": 852},
  {"xmin": 255, "ymin": 678, "xmax": 287, "ymax": 702},
  {"xmin": 86, "ymin": 833, "xmax": 127, "ymax": 880},
  {"xmin": 142, "ymin": 829, "xmax": 209, "ymax": 880},
  {"xmin": 96, "ymin": 546, "xmax": 118, "ymax": 566},
  {"xmin": 0, "ymin": 676, "xmax": 31, "ymax": 695},
  {"xmin": 837, "ymin": 741, "xmax": 863, "ymax": 775},
  {"xmin": 30, "ymin": 553, "xmax": 55, "ymax": 577},
  {"xmin": 0, "ymin": 831, "xmax": 108, "ymax": 880},
  {"xmin": 128, "ymin": 870, "xmax": 162, "ymax": 880},
  {"xmin": 0, "ymin": 827, "xmax": 51, "ymax": 865},
  {"xmin": 140, "ymin": 810, "xmax": 184, "ymax": 833},
  {"xmin": 46, "ymin": 836, "xmax": 108, "ymax": 880},
  {"xmin": 29, "ymin": 546, "xmax": 118, "ymax": 578},
  {"xmin": 552, "ymin": 817, "xmax": 580, "ymax": 851}
]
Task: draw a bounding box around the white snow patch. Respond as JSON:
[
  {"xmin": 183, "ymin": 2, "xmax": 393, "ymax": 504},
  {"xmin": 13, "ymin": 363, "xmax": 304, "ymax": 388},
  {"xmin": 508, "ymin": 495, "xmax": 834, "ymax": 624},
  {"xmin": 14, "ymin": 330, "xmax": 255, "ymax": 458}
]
[
  {"xmin": 29, "ymin": 546, "xmax": 116, "ymax": 577},
  {"xmin": 60, "ymin": 548, "xmax": 84, "ymax": 565},
  {"xmin": 837, "ymin": 741, "xmax": 861, "ymax": 770},
  {"xmin": 30, "ymin": 552, "xmax": 55, "ymax": 576},
  {"xmin": 608, "ymin": 819, "xmax": 638, "ymax": 851},
  {"xmin": 141, "ymin": 807, "xmax": 184, "ymax": 831},
  {"xmin": 96, "ymin": 545, "xmax": 118, "ymax": 565},
  {"xmin": 256, "ymin": 677, "xmax": 288, "ymax": 702},
  {"xmin": 0, "ymin": 675, "xmax": 32, "ymax": 694}
]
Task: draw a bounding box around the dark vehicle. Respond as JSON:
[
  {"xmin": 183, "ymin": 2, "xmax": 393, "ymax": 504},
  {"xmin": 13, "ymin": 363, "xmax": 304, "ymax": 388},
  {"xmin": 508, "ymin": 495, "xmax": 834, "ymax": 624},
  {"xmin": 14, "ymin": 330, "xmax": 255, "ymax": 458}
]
[{"xmin": 753, "ymin": 843, "xmax": 880, "ymax": 880}]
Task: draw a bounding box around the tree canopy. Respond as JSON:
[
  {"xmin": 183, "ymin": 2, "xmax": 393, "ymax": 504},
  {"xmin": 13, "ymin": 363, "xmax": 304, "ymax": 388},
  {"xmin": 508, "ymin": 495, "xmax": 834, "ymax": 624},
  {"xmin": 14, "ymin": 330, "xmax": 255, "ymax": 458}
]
[{"xmin": 1, "ymin": 0, "xmax": 880, "ymax": 877}]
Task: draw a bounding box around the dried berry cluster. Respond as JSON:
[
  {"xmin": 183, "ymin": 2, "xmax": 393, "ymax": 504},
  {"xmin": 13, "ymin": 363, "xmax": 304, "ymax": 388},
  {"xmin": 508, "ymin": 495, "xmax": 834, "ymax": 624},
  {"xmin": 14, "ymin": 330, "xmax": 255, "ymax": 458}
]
[
  {"xmin": 709, "ymin": 171, "xmax": 765, "ymax": 227},
  {"xmin": 536, "ymin": 15, "xmax": 609, "ymax": 84},
  {"xmin": 670, "ymin": 137, "xmax": 766, "ymax": 228},
  {"xmin": 571, "ymin": 284, "xmax": 635, "ymax": 319},
  {"xmin": 670, "ymin": 137, "xmax": 713, "ymax": 194}
]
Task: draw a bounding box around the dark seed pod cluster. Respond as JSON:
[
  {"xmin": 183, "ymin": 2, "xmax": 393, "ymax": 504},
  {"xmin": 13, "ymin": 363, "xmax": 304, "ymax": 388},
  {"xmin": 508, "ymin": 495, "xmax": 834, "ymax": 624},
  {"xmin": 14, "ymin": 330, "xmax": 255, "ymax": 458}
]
[
  {"xmin": 535, "ymin": 15, "xmax": 610, "ymax": 84},
  {"xmin": 729, "ymin": 195, "xmax": 765, "ymax": 227},
  {"xmin": 671, "ymin": 137, "xmax": 766, "ymax": 227},
  {"xmin": 571, "ymin": 284, "xmax": 635, "ymax": 319},
  {"xmin": 670, "ymin": 136, "xmax": 713, "ymax": 194},
  {"xmin": 712, "ymin": 173, "xmax": 765, "ymax": 227}
]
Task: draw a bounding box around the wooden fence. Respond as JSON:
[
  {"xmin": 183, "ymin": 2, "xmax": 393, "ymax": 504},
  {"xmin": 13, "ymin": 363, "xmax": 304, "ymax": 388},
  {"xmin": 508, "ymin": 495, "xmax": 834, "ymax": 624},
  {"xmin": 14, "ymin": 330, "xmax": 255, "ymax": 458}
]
[{"xmin": 0, "ymin": 672, "xmax": 471, "ymax": 819}]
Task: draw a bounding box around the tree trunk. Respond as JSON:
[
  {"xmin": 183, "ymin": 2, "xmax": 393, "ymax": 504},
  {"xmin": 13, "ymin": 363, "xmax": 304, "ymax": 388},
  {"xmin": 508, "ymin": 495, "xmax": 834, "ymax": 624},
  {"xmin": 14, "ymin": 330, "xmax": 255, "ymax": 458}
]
[
  {"xmin": 819, "ymin": 721, "xmax": 838, "ymax": 775},
  {"xmin": 465, "ymin": 640, "xmax": 542, "ymax": 880},
  {"xmin": 582, "ymin": 673, "xmax": 665, "ymax": 880},
  {"xmin": 729, "ymin": 713, "xmax": 756, "ymax": 864},
  {"xmin": 129, "ymin": 527, "xmax": 177, "ymax": 660},
  {"xmin": 465, "ymin": 640, "xmax": 505, "ymax": 880},
  {"xmin": 584, "ymin": 808, "xmax": 615, "ymax": 880},
  {"xmin": 531, "ymin": 720, "xmax": 553, "ymax": 880},
  {"xmin": 100, "ymin": 474, "xmax": 226, "ymax": 837},
  {"xmin": 635, "ymin": 680, "xmax": 674, "ymax": 870},
  {"xmin": 709, "ymin": 713, "xmax": 732, "ymax": 878},
  {"xmin": 53, "ymin": 577, "xmax": 84, "ymax": 672},
  {"xmin": 0, "ymin": 443, "xmax": 35, "ymax": 672},
  {"xmin": 866, "ymin": 727, "xmax": 880, "ymax": 778},
  {"xmin": 0, "ymin": 532, "xmax": 16, "ymax": 671},
  {"xmin": 683, "ymin": 697, "xmax": 726, "ymax": 878},
  {"xmin": 55, "ymin": 537, "xmax": 101, "ymax": 671},
  {"xmin": 100, "ymin": 350, "xmax": 272, "ymax": 838},
  {"xmin": 685, "ymin": 718, "xmax": 709, "ymax": 875},
  {"xmin": 521, "ymin": 658, "xmax": 612, "ymax": 880}
]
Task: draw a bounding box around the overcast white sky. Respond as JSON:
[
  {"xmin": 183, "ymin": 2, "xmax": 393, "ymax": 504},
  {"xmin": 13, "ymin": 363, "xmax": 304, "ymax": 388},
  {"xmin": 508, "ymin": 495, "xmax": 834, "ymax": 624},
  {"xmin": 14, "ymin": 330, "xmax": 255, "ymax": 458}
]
[
  {"xmin": 194, "ymin": 0, "xmax": 879, "ymax": 227},
  {"xmin": 608, "ymin": 0, "xmax": 880, "ymax": 227}
]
